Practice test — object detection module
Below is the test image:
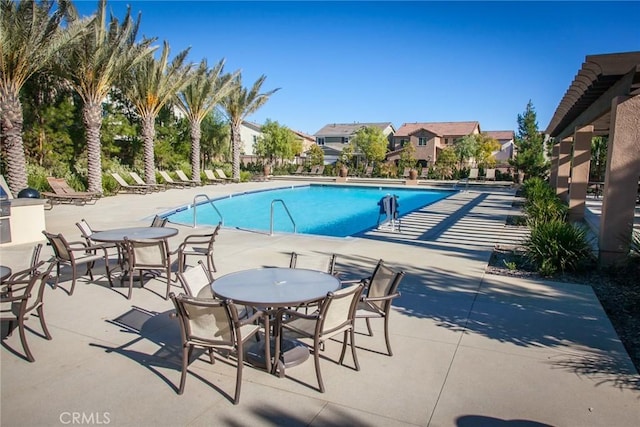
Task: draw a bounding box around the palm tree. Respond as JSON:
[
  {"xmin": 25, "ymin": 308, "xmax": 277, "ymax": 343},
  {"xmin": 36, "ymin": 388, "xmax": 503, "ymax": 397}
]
[
  {"xmin": 220, "ymin": 74, "xmax": 279, "ymax": 180},
  {"xmin": 124, "ymin": 41, "xmax": 193, "ymax": 184},
  {"xmin": 175, "ymin": 59, "xmax": 236, "ymax": 184},
  {"xmin": 0, "ymin": 0, "xmax": 81, "ymax": 194},
  {"xmin": 60, "ymin": 0, "xmax": 154, "ymax": 193}
]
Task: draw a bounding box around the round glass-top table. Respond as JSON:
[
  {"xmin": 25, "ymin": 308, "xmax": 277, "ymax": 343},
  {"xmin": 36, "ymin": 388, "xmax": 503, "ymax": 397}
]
[
  {"xmin": 91, "ymin": 227, "xmax": 178, "ymax": 243},
  {"xmin": 212, "ymin": 267, "xmax": 341, "ymax": 376},
  {"xmin": 212, "ymin": 267, "xmax": 340, "ymax": 308}
]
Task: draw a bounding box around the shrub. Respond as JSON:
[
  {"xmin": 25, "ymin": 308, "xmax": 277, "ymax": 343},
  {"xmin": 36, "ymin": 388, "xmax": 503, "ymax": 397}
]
[
  {"xmin": 524, "ymin": 196, "xmax": 567, "ymax": 225},
  {"xmin": 524, "ymin": 219, "xmax": 594, "ymax": 276}
]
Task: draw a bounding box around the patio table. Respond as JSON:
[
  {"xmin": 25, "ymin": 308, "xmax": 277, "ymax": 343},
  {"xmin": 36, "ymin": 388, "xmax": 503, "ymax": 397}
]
[
  {"xmin": 212, "ymin": 267, "xmax": 340, "ymax": 376},
  {"xmin": 0, "ymin": 265, "xmax": 12, "ymax": 282},
  {"xmin": 90, "ymin": 227, "xmax": 178, "ymax": 243}
]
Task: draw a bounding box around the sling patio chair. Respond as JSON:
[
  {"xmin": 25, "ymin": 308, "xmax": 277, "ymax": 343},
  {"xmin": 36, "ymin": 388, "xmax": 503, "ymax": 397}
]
[
  {"xmin": 275, "ymin": 283, "xmax": 364, "ymax": 392},
  {"xmin": 362, "ymin": 165, "xmax": 374, "ymax": 178},
  {"xmin": 169, "ymin": 292, "xmax": 264, "ymax": 404},
  {"xmin": 203, "ymin": 169, "xmax": 224, "ymax": 184},
  {"xmin": 215, "ymin": 168, "xmax": 235, "ymax": 183},
  {"xmin": 171, "ymin": 222, "xmax": 221, "ymax": 273},
  {"xmin": 158, "ymin": 171, "xmax": 187, "ymax": 188},
  {"xmin": 292, "ymin": 165, "xmax": 304, "ymax": 175},
  {"xmin": 1, "ymin": 261, "xmax": 56, "ymax": 362},
  {"xmin": 42, "ymin": 231, "xmax": 113, "ymax": 296},
  {"xmin": 311, "ymin": 165, "xmax": 325, "ymax": 176},
  {"xmin": 341, "ymin": 259, "xmax": 404, "ymax": 356},
  {"xmin": 76, "ymin": 218, "xmax": 121, "ymax": 260},
  {"xmin": 150, "ymin": 215, "xmax": 168, "ymax": 227},
  {"xmin": 121, "ymin": 237, "xmax": 172, "ymax": 300},
  {"xmin": 468, "ymin": 168, "xmax": 479, "ymax": 180},
  {"xmin": 419, "ymin": 168, "xmax": 429, "ymax": 179},
  {"xmin": 175, "ymin": 170, "xmax": 199, "ymax": 187},
  {"xmin": 111, "ymin": 172, "xmax": 151, "ymax": 194},
  {"xmin": 129, "ymin": 171, "xmax": 166, "ymax": 192},
  {"xmin": 402, "ymin": 167, "xmax": 412, "ymax": 178}
]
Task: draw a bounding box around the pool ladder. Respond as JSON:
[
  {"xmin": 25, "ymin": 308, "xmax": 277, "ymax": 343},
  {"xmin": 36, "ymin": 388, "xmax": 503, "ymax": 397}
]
[
  {"xmin": 191, "ymin": 194, "xmax": 223, "ymax": 228},
  {"xmin": 270, "ymin": 199, "xmax": 296, "ymax": 235}
]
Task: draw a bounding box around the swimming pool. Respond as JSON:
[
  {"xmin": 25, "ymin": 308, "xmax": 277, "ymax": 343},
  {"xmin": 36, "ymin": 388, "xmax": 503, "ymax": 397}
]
[{"xmin": 166, "ymin": 184, "xmax": 454, "ymax": 237}]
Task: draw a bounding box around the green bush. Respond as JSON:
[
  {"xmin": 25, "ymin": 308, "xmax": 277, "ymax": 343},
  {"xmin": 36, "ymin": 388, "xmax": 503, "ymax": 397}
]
[
  {"xmin": 524, "ymin": 196, "xmax": 567, "ymax": 225},
  {"xmin": 524, "ymin": 220, "xmax": 594, "ymax": 276}
]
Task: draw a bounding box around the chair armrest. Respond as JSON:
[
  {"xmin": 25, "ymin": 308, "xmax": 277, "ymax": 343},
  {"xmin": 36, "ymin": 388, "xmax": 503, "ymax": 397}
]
[
  {"xmin": 340, "ymin": 277, "xmax": 369, "ymax": 286},
  {"xmin": 362, "ymin": 291, "xmax": 401, "ymax": 302},
  {"xmin": 278, "ymin": 308, "xmax": 319, "ymax": 322},
  {"xmin": 238, "ymin": 309, "xmax": 264, "ymax": 327}
]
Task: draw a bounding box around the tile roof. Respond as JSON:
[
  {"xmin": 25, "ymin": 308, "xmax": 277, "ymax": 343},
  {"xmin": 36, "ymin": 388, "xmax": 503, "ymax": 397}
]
[
  {"xmin": 242, "ymin": 121, "xmax": 262, "ymax": 132},
  {"xmin": 395, "ymin": 121, "xmax": 480, "ymax": 137},
  {"xmin": 484, "ymin": 130, "xmax": 515, "ymax": 140},
  {"xmin": 314, "ymin": 122, "xmax": 393, "ymax": 136},
  {"xmin": 291, "ymin": 129, "xmax": 315, "ymax": 141}
]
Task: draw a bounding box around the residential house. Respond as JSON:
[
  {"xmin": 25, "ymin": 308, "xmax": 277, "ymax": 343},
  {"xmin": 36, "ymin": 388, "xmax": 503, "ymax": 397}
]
[
  {"xmin": 239, "ymin": 121, "xmax": 263, "ymax": 155},
  {"xmin": 314, "ymin": 122, "xmax": 395, "ymax": 164},
  {"xmin": 291, "ymin": 129, "xmax": 317, "ymax": 157},
  {"xmin": 484, "ymin": 130, "xmax": 515, "ymax": 164},
  {"xmin": 387, "ymin": 121, "xmax": 481, "ymax": 166}
]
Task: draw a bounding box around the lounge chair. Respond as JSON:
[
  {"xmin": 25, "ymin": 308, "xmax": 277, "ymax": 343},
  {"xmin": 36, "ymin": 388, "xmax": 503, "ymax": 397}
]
[
  {"xmin": 157, "ymin": 171, "xmax": 186, "ymax": 188},
  {"xmin": 292, "ymin": 165, "xmax": 304, "ymax": 175},
  {"xmin": 129, "ymin": 171, "xmax": 166, "ymax": 192},
  {"xmin": 419, "ymin": 168, "xmax": 429, "ymax": 179},
  {"xmin": 203, "ymin": 169, "xmax": 224, "ymax": 184},
  {"xmin": 468, "ymin": 168, "xmax": 479, "ymax": 180},
  {"xmin": 111, "ymin": 172, "xmax": 150, "ymax": 194},
  {"xmin": 175, "ymin": 170, "xmax": 199, "ymax": 187},
  {"xmin": 42, "ymin": 177, "xmax": 100, "ymax": 205},
  {"xmin": 484, "ymin": 168, "xmax": 496, "ymax": 181},
  {"xmin": 362, "ymin": 165, "xmax": 373, "ymax": 178},
  {"xmin": 215, "ymin": 168, "xmax": 234, "ymax": 183},
  {"xmin": 312, "ymin": 165, "xmax": 325, "ymax": 176},
  {"xmin": 401, "ymin": 167, "xmax": 411, "ymax": 178}
]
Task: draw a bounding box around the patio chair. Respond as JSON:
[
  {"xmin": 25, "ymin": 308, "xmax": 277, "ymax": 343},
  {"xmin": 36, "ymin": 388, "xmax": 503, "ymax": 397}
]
[
  {"xmin": 110, "ymin": 172, "xmax": 150, "ymax": 194},
  {"xmin": 177, "ymin": 261, "xmax": 249, "ymax": 317},
  {"xmin": 129, "ymin": 171, "xmax": 166, "ymax": 192},
  {"xmin": 2, "ymin": 244, "xmax": 44, "ymax": 284},
  {"xmin": 150, "ymin": 215, "xmax": 168, "ymax": 227},
  {"xmin": 175, "ymin": 170, "xmax": 199, "ymax": 187},
  {"xmin": 75, "ymin": 219, "xmax": 121, "ymax": 260},
  {"xmin": 215, "ymin": 168, "xmax": 234, "ymax": 183},
  {"xmin": 402, "ymin": 167, "xmax": 411, "ymax": 178},
  {"xmin": 176, "ymin": 260, "xmax": 213, "ymax": 297},
  {"xmin": 1, "ymin": 261, "xmax": 56, "ymax": 362},
  {"xmin": 293, "ymin": 165, "xmax": 304, "ymax": 175},
  {"xmin": 484, "ymin": 168, "xmax": 496, "ymax": 181},
  {"xmin": 169, "ymin": 292, "xmax": 264, "ymax": 404},
  {"xmin": 362, "ymin": 165, "xmax": 373, "ymax": 178},
  {"xmin": 289, "ymin": 252, "xmax": 338, "ymax": 275},
  {"xmin": 342, "ymin": 259, "xmax": 404, "ymax": 356},
  {"xmin": 419, "ymin": 168, "xmax": 429, "ymax": 179},
  {"xmin": 275, "ymin": 283, "xmax": 364, "ymax": 392},
  {"xmin": 42, "ymin": 231, "xmax": 112, "ymax": 296},
  {"xmin": 121, "ymin": 237, "xmax": 172, "ymax": 300},
  {"xmin": 158, "ymin": 171, "xmax": 186, "ymax": 188},
  {"xmin": 203, "ymin": 169, "xmax": 224, "ymax": 184},
  {"xmin": 314, "ymin": 165, "xmax": 325, "ymax": 175},
  {"xmin": 172, "ymin": 222, "xmax": 221, "ymax": 273}
]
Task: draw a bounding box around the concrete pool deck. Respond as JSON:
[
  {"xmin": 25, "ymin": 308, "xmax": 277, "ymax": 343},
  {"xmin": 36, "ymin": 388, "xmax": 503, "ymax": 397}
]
[{"xmin": 1, "ymin": 180, "xmax": 639, "ymax": 426}]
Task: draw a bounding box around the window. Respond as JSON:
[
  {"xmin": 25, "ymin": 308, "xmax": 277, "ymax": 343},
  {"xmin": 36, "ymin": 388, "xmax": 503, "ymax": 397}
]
[
  {"xmin": 316, "ymin": 137, "xmax": 325, "ymax": 146},
  {"xmin": 418, "ymin": 137, "xmax": 428, "ymax": 146},
  {"xmin": 343, "ymin": 137, "xmax": 349, "ymax": 144},
  {"xmin": 252, "ymin": 135, "xmax": 258, "ymax": 143}
]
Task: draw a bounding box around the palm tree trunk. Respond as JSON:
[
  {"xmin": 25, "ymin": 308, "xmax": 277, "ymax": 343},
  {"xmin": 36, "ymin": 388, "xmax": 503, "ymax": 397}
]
[
  {"xmin": 231, "ymin": 122, "xmax": 241, "ymax": 181},
  {"xmin": 142, "ymin": 115, "xmax": 157, "ymax": 185},
  {"xmin": 190, "ymin": 122, "xmax": 202, "ymax": 184},
  {"xmin": 83, "ymin": 101, "xmax": 104, "ymax": 194},
  {"xmin": 0, "ymin": 89, "xmax": 29, "ymax": 194}
]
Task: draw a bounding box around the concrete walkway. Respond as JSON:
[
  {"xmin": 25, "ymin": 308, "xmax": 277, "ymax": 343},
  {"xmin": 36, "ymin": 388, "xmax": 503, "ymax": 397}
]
[{"xmin": 1, "ymin": 180, "xmax": 638, "ymax": 426}]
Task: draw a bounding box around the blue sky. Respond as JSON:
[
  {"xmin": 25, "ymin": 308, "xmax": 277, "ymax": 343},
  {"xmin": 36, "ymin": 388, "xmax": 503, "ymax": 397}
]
[{"xmin": 74, "ymin": 1, "xmax": 640, "ymax": 135}]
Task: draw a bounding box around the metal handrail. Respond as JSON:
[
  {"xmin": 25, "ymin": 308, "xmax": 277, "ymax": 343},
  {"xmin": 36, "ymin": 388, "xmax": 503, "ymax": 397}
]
[
  {"xmin": 270, "ymin": 199, "xmax": 296, "ymax": 235},
  {"xmin": 192, "ymin": 194, "xmax": 223, "ymax": 228}
]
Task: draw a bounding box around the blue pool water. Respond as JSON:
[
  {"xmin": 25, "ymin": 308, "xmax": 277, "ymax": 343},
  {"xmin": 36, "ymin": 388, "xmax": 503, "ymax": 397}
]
[{"xmin": 167, "ymin": 184, "xmax": 453, "ymax": 237}]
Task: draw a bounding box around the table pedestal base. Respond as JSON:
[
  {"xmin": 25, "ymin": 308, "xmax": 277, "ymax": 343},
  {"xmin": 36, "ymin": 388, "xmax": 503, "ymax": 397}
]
[{"xmin": 245, "ymin": 338, "xmax": 309, "ymax": 377}]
